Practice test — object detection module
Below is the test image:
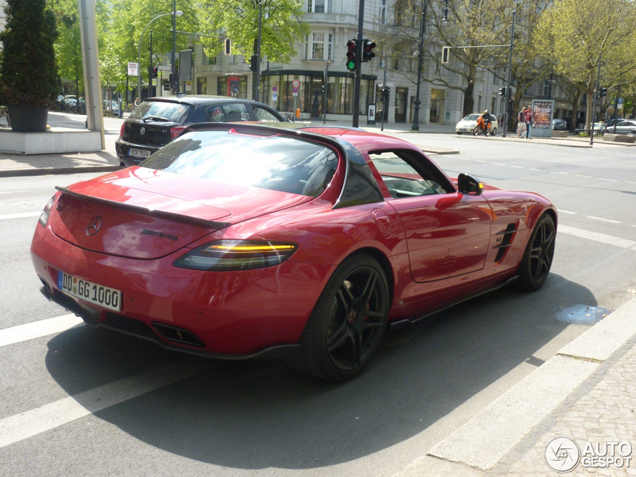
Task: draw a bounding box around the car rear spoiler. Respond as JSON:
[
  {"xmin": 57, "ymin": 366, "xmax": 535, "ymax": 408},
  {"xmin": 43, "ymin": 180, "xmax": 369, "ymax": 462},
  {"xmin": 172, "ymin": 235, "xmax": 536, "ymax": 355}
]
[{"xmin": 55, "ymin": 186, "xmax": 230, "ymax": 230}]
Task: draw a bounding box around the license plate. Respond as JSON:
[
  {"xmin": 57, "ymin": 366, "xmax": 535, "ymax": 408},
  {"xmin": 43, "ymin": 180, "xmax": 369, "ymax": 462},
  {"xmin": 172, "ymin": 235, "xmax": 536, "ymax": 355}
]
[
  {"xmin": 57, "ymin": 271, "xmax": 122, "ymax": 312},
  {"xmin": 129, "ymin": 148, "xmax": 151, "ymax": 158}
]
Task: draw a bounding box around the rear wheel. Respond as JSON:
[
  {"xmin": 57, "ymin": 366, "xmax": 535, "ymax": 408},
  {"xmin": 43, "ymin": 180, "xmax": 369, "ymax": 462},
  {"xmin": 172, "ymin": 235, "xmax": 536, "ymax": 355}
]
[
  {"xmin": 295, "ymin": 255, "xmax": 390, "ymax": 381},
  {"xmin": 516, "ymin": 214, "xmax": 556, "ymax": 291},
  {"xmin": 491, "ymin": 128, "xmax": 497, "ymax": 136}
]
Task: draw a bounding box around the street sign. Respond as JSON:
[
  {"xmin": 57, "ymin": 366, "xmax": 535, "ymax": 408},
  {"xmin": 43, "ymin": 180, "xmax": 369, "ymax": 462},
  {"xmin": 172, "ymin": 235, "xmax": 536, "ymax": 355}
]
[
  {"xmin": 158, "ymin": 65, "xmax": 171, "ymax": 71},
  {"xmin": 292, "ymin": 79, "xmax": 300, "ymax": 89},
  {"xmin": 127, "ymin": 62, "xmax": 138, "ymax": 76},
  {"xmin": 618, "ymin": 98, "xmax": 624, "ymax": 110}
]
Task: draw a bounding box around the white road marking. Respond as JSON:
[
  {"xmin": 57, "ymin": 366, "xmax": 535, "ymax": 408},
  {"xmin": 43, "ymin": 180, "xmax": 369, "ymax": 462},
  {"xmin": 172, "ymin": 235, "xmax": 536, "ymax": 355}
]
[
  {"xmin": 0, "ymin": 212, "xmax": 41, "ymax": 220},
  {"xmin": 0, "ymin": 359, "xmax": 214, "ymax": 449},
  {"xmin": 575, "ymin": 174, "xmax": 591, "ymax": 178},
  {"xmin": 558, "ymin": 209, "xmax": 578, "ymax": 215},
  {"xmin": 510, "ymin": 166, "xmax": 525, "ymax": 169},
  {"xmin": 598, "ymin": 178, "xmax": 617, "ymax": 182},
  {"xmin": 586, "ymin": 216, "xmax": 622, "ymax": 224},
  {"xmin": 627, "ymin": 181, "xmax": 636, "ymax": 185},
  {"xmin": 0, "ymin": 191, "xmax": 26, "ymax": 195},
  {"xmin": 0, "ymin": 314, "xmax": 84, "ymax": 348},
  {"xmin": 492, "ymin": 163, "xmax": 506, "ymax": 166},
  {"xmin": 528, "ymin": 168, "xmax": 542, "ymax": 172},
  {"xmin": 558, "ymin": 225, "xmax": 636, "ymax": 249}
]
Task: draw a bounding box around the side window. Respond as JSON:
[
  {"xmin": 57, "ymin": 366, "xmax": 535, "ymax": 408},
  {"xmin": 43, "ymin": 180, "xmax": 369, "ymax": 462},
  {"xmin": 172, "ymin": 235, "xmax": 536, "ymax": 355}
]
[
  {"xmin": 369, "ymin": 151, "xmax": 448, "ymax": 199},
  {"xmin": 206, "ymin": 105, "xmax": 225, "ymax": 122},
  {"xmin": 222, "ymin": 103, "xmax": 250, "ymax": 122},
  {"xmin": 252, "ymin": 105, "xmax": 281, "ymax": 122}
]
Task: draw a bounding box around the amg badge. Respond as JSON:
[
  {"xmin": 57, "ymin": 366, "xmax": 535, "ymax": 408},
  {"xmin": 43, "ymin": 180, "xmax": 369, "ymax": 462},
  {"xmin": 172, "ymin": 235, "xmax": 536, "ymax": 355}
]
[{"xmin": 141, "ymin": 229, "xmax": 178, "ymax": 241}]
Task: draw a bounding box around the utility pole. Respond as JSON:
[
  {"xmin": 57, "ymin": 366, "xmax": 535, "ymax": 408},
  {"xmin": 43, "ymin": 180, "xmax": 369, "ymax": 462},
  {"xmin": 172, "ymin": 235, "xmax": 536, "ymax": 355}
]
[
  {"xmin": 590, "ymin": 50, "xmax": 602, "ymax": 146},
  {"xmin": 254, "ymin": 0, "xmax": 263, "ymax": 102},
  {"xmin": 172, "ymin": 0, "xmax": 177, "ymax": 93},
  {"xmin": 502, "ymin": 8, "xmax": 516, "ymax": 138},
  {"xmin": 148, "ymin": 30, "xmax": 153, "ymax": 99},
  {"xmin": 351, "ymin": 0, "xmax": 365, "ymax": 128}
]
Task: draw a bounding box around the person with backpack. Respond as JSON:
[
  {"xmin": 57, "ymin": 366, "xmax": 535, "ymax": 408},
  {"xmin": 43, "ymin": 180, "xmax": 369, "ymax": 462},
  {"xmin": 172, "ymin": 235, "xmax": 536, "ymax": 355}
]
[{"xmin": 517, "ymin": 107, "xmax": 527, "ymax": 138}]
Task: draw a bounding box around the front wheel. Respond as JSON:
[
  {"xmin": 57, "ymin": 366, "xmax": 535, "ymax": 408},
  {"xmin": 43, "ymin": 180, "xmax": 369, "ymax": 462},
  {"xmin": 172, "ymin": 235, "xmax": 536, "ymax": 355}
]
[
  {"xmin": 295, "ymin": 255, "xmax": 390, "ymax": 381},
  {"xmin": 516, "ymin": 214, "xmax": 556, "ymax": 291},
  {"xmin": 473, "ymin": 127, "xmax": 480, "ymax": 136}
]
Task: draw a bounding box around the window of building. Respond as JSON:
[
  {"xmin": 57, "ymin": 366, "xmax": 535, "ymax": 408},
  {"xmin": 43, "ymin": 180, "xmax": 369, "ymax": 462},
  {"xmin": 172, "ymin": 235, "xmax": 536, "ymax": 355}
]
[
  {"xmin": 380, "ymin": 0, "xmax": 387, "ymax": 24},
  {"xmin": 305, "ymin": 33, "xmax": 333, "ymax": 60},
  {"xmin": 543, "ymin": 80, "xmax": 551, "ymax": 97},
  {"xmin": 307, "ymin": 0, "xmax": 332, "ymax": 13}
]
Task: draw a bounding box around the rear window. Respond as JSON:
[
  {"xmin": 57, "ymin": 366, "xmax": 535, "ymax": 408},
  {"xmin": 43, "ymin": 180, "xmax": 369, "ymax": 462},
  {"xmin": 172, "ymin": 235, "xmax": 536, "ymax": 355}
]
[
  {"xmin": 141, "ymin": 130, "xmax": 339, "ymax": 197},
  {"xmin": 131, "ymin": 101, "xmax": 192, "ymax": 122}
]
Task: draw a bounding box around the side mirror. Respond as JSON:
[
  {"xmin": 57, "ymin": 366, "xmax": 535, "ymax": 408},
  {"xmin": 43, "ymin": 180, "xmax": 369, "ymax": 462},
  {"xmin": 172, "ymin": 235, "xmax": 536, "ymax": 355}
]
[{"xmin": 457, "ymin": 173, "xmax": 484, "ymax": 196}]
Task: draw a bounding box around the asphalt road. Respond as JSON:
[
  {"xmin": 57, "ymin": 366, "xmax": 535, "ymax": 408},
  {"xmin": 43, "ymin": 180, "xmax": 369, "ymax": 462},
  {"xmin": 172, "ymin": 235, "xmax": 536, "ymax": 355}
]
[{"xmin": 1, "ymin": 136, "xmax": 635, "ymax": 476}]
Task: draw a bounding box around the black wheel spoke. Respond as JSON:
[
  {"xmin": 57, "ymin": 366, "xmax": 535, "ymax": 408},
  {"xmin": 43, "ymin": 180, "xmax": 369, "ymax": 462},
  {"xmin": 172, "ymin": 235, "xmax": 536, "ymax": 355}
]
[
  {"xmin": 327, "ymin": 320, "xmax": 351, "ymax": 353},
  {"xmin": 350, "ymin": 327, "xmax": 363, "ymax": 367},
  {"xmin": 336, "ymin": 284, "xmax": 355, "ymax": 309},
  {"xmin": 357, "ymin": 271, "xmax": 378, "ymax": 306},
  {"xmin": 357, "ymin": 309, "xmax": 386, "ymax": 320}
]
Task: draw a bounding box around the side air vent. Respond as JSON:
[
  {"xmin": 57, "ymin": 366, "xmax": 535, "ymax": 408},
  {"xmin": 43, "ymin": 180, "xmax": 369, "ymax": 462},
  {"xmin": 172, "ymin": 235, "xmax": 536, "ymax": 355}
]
[
  {"xmin": 493, "ymin": 222, "xmax": 519, "ymax": 263},
  {"xmin": 152, "ymin": 322, "xmax": 206, "ymax": 348}
]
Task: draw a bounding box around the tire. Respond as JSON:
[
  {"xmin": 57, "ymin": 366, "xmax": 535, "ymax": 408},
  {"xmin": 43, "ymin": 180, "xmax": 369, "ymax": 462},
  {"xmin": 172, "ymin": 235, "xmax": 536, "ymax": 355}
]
[
  {"xmin": 491, "ymin": 128, "xmax": 497, "ymax": 136},
  {"xmin": 457, "ymin": 132, "xmax": 462, "ymax": 135},
  {"xmin": 473, "ymin": 127, "xmax": 480, "ymax": 136},
  {"xmin": 294, "ymin": 255, "xmax": 390, "ymax": 381},
  {"xmin": 516, "ymin": 214, "xmax": 556, "ymax": 291}
]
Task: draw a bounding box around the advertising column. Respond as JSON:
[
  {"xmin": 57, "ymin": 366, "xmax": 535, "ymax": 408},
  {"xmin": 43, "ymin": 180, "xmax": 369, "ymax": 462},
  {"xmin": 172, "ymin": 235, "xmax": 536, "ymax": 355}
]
[{"xmin": 532, "ymin": 99, "xmax": 554, "ymax": 138}]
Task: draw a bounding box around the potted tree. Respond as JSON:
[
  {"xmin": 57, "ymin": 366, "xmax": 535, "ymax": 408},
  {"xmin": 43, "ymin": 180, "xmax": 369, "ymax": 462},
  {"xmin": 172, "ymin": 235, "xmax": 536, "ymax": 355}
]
[{"xmin": 0, "ymin": 0, "xmax": 58, "ymax": 132}]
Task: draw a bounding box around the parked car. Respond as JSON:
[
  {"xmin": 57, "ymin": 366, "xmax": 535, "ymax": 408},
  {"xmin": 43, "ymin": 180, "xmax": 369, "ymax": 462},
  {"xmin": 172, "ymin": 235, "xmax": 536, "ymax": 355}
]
[
  {"xmin": 551, "ymin": 118, "xmax": 567, "ymax": 130},
  {"xmin": 103, "ymin": 99, "xmax": 119, "ymax": 115},
  {"xmin": 456, "ymin": 113, "xmax": 499, "ymax": 136},
  {"xmin": 602, "ymin": 120, "xmax": 636, "ymax": 135},
  {"xmin": 62, "ymin": 95, "xmax": 86, "ymax": 114},
  {"xmin": 32, "ymin": 123, "xmax": 557, "ymax": 381},
  {"xmin": 115, "ymin": 95, "xmax": 287, "ymax": 166}
]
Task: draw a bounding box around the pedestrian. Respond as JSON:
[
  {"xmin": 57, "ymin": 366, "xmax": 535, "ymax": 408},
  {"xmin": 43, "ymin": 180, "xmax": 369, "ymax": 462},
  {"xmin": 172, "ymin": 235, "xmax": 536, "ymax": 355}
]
[
  {"xmin": 134, "ymin": 97, "xmax": 139, "ymax": 107},
  {"xmin": 525, "ymin": 105, "xmax": 534, "ymax": 138},
  {"xmin": 517, "ymin": 107, "xmax": 526, "ymax": 138}
]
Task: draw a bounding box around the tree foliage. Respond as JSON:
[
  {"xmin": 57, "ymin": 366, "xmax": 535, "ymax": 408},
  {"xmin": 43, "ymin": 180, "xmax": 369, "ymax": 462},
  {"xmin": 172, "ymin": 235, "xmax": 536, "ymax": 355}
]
[
  {"xmin": 197, "ymin": 0, "xmax": 309, "ymax": 62},
  {"xmin": 535, "ymin": 0, "xmax": 636, "ymax": 128},
  {"xmin": 0, "ymin": 0, "xmax": 58, "ymax": 106}
]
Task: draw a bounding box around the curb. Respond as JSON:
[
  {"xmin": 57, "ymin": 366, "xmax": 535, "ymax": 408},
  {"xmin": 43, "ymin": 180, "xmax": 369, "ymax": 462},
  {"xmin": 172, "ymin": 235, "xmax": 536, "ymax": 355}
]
[
  {"xmin": 394, "ymin": 296, "xmax": 636, "ymax": 476},
  {"xmin": 0, "ymin": 165, "xmax": 121, "ymax": 178}
]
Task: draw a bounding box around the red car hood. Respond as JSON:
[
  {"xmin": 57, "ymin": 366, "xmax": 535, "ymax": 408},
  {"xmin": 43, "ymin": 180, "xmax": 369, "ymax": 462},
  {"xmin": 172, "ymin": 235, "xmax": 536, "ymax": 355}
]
[{"xmin": 49, "ymin": 166, "xmax": 311, "ymax": 259}]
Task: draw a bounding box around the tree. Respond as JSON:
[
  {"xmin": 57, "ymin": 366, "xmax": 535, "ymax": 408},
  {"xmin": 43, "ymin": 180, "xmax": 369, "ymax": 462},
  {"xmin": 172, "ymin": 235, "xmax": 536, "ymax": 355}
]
[
  {"xmin": 197, "ymin": 0, "xmax": 309, "ymax": 62},
  {"xmin": 377, "ymin": 0, "xmax": 510, "ymax": 117},
  {"xmin": 0, "ymin": 0, "xmax": 58, "ymax": 106},
  {"xmin": 535, "ymin": 0, "xmax": 636, "ymax": 130},
  {"xmin": 49, "ymin": 0, "xmax": 84, "ymax": 100}
]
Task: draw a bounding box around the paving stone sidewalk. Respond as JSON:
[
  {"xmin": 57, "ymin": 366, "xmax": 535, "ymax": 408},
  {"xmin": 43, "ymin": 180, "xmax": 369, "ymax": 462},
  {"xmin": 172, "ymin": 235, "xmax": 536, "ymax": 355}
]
[{"xmin": 484, "ymin": 335, "xmax": 636, "ymax": 477}]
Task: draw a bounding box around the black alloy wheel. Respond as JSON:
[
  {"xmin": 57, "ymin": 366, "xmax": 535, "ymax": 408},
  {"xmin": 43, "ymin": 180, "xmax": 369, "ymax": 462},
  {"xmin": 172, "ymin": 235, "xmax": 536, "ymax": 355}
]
[
  {"xmin": 295, "ymin": 255, "xmax": 390, "ymax": 381},
  {"xmin": 517, "ymin": 214, "xmax": 556, "ymax": 291}
]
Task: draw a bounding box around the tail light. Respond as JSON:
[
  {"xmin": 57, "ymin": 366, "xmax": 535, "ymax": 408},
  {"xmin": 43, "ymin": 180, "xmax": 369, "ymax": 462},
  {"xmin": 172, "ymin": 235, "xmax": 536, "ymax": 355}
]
[
  {"xmin": 119, "ymin": 122, "xmax": 125, "ymax": 138},
  {"xmin": 173, "ymin": 240, "xmax": 298, "ymax": 271},
  {"xmin": 38, "ymin": 195, "xmax": 56, "ymax": 227},
  {"xmin": 170, "ymin": 126, "xmax": 187, "ymax": 140}
]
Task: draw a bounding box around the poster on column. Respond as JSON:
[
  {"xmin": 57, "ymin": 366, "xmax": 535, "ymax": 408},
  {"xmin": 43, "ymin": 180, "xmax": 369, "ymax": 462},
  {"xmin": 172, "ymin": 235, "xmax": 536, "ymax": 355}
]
[{"xmin": 531, "ymin": 99, "xmax": 554, "ymax": 137}]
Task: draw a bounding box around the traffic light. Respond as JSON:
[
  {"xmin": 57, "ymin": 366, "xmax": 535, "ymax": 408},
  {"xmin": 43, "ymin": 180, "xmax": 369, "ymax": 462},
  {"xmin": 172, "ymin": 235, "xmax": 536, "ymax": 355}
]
[
  {"xmin": 321, "ymin": 84, "xmax": 325, "ymax": 94},
  {"xmin": 224, "ymin": 38, "xmax": 232, "ymax": 56},
  {"xmin": 441, "ymin": 46, "xmax": 450, "ymax": 64},
  {"xmin": 599, "ymin": 87, "xmax": 608, "ymax": 97},
  {"xmin": 249, "ymin": 55, "xmax": 258, "ymax": 72},
  {"xmin": 346, "ymin": 39, "xmax": 358, "ymax": 71},
  {"xmin": 152, "ymin": 66, "xmax": 158, "ymax": 78},
  {"xmin": 498, "ymin": 86, "xmax": 507, "ymax": 97},
  {"xmin": 362, "ymin": 40, "xmax": 376, "ymax": 62},
  {"xmin": 381, "ymin": 86, "xmax": 390, "ymax": 103}
]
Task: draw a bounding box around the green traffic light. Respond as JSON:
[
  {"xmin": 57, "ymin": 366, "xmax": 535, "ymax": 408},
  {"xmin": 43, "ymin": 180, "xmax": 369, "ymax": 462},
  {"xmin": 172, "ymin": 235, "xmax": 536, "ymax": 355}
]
[{"xmin": 347, "ymin": 61, "xmax": 355, "ymax": 70}]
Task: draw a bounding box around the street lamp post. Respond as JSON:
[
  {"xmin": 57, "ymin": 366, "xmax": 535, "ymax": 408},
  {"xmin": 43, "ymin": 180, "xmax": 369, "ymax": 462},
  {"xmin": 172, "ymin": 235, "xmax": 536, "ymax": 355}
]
[
  {"xmin": 411, "ymin": 0, "xmax": 430, "ymax": 131},
  {"xmin": 502, "ymin": 8, "xmax": 516, "ymax": 138},
  {"xmin": 138, "ymin": 11, "xmax": 182, "ymax": 104}
]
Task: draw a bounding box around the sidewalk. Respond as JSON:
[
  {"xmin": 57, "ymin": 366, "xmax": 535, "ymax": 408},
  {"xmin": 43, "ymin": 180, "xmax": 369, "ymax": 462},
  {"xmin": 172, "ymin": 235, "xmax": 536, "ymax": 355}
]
[{"xmin": 396, "ymin": 297, "xmax": 636, "ymax": 477}]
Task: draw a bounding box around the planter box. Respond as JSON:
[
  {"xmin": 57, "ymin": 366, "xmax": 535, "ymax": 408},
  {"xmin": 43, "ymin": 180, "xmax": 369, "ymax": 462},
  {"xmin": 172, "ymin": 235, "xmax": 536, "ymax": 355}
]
[
  {"xmin": 551, "ymin": 130, "xmax": 568, "ymax": 138},
  {"xmin": 603, "ymin": 133, "xmax": 635, "ymax": 143}
]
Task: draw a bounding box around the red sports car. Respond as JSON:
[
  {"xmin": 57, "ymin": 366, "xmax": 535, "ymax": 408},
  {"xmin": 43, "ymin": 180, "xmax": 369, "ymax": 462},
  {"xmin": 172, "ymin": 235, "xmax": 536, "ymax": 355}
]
[{"xmin": 31, "ymin": 123, "xmax": 557, "ymax": 381}]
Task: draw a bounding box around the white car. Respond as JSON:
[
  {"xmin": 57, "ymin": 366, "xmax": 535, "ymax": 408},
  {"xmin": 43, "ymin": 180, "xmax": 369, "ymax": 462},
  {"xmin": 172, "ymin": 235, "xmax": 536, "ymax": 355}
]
[{"xmin": 456, "ymin": 113, "xmax": 499, "ymax": 135}]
